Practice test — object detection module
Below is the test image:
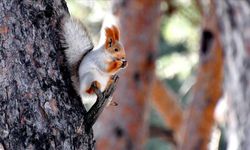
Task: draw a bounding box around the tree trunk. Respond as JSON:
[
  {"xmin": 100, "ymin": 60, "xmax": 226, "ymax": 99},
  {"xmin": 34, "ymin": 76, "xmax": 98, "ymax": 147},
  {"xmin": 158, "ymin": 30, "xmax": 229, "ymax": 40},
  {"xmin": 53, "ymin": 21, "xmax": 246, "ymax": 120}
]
[
  {"xmin": 94, "ymin": 0, "xmax": 161, "ymax": 150},
  {"xmin": 216, "ymin": 0, "xmax": 250, "ymax": 149},
  {"xmin": 178, "ymin": 1, "xmax": 223, "ymax": 149},
  {"xmin": 0, "ymin": 0, "xmax": 94, "ymax": 149}
]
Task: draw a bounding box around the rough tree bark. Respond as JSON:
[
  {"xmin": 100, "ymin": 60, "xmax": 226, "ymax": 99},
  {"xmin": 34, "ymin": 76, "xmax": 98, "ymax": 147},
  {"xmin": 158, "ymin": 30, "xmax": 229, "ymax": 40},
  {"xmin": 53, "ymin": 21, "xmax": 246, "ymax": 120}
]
[
  {"xmin": 178, "ymin": 1, "xmax": 223, "ymax": 149},
  {"xmin": 216, "ymin": 0, "xmax": 250, "ymax": 149},
  {"xmin": 0, "ymin": 0, "xmax": 94, "ymax": 149},
  {"xmin": 94, "ymin": 0, "xmax": 161, "ymax": 150}
]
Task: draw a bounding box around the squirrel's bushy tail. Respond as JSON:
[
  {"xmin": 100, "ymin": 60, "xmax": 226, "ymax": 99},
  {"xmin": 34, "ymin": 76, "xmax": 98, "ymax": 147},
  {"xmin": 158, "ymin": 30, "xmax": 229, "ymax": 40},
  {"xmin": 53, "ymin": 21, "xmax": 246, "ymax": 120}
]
[
  {"xmin": 61, "ymin": 17, "xmax": 94, "ymax": 92},
  {"xmin": 62, "ymin": 17, "xmax": 94, "ymax": 68}
]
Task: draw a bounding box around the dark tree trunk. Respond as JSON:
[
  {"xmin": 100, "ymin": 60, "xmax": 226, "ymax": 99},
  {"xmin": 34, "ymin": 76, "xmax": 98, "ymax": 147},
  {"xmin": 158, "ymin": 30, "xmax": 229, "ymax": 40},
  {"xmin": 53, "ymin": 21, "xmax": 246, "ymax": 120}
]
[
  {"xmin": 216, "ymin": 0, "xmax": 250, "ymax": 149},
  {"xmin": 0, "ymin": 0, "xmax": 94, "ymax": 149}
]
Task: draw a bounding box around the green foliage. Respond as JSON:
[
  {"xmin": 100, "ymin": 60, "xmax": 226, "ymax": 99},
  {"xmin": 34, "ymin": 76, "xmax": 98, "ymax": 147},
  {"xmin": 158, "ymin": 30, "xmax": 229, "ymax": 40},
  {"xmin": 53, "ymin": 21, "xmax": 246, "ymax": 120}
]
[
  {"xmin": 149, "ymin": 107, "xmax": 166, "ymax": 128},
  {"xmin": 158, "ymin": 34, "xmax": 188, "ymax": 56},
  {"xmin": 157, "ymin": 0, "xmax": 201, "ymax": 100}
]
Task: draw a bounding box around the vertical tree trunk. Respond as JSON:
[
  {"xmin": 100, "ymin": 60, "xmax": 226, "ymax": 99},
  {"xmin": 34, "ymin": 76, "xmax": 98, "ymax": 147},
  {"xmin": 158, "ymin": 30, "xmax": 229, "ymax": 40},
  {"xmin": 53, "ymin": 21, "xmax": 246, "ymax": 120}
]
[
  {"xmin": 178, "ymin": 1, "xmax": 223, "ymax": 149},
  {"xmin": 0, "ymin": 0, "xmax": 94, "ymax": 149},
  {"xmin": 216, "ymin": 0, "xmax": 250, "ymax": 149},
  {"xmin": 94, "ymin": 0, "xmax": 161, "ymax": 150}
]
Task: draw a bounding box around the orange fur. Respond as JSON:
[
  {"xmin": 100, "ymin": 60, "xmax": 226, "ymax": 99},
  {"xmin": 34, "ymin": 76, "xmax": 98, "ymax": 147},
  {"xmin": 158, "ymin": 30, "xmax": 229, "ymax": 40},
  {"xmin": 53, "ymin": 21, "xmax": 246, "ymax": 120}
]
[
  {"xmin": 112, "ymin": 25, "xmax": 120, "ymax": 41},
  {"xmin": 104, "ymin": 26, "xmax": 127, "ymax": 72},
  {"xmin": 105, "ymin": 28, "xmax": 115, "ymax": 49},
  {"xmin": 107, "ymin": 61, "xmax": 123, "ymax": 73},
  {"xmin": 86, "ymin": 81, "xmax": 101, "ymax": 94},
  {"xmin": 112, "ymin": 50, "xmax": 126, "ymax": 60},
  {"xmin": 105, "ymin": 26, "xmax": 120, "ymax": 48}
]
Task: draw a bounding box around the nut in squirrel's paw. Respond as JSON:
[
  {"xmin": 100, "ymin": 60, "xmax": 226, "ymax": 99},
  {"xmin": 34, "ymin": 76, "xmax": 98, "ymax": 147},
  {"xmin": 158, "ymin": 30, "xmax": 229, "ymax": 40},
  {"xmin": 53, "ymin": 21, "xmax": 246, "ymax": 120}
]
[{"xmin": 121, "ymin": 59, "xmax": 128, "ymax": 68}]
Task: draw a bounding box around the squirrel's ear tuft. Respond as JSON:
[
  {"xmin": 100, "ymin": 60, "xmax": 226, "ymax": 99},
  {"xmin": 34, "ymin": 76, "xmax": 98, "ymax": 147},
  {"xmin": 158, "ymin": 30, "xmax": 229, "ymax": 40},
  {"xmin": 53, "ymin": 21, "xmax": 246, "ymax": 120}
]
[
  {"xmin": 112, "ymin": 25, "xmax": 120, "ymax": 41},
  {"xmin": 105, "ymin": 27, "xmax": 115, "ymax": 48}
]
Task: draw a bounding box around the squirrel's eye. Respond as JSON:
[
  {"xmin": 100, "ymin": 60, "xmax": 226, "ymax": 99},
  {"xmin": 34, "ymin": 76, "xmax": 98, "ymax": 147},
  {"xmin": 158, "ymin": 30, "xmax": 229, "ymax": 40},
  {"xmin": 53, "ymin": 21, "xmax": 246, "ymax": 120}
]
[{"xmin": 114, "ymin": 48, "xmax": 119, "ymax": 52}]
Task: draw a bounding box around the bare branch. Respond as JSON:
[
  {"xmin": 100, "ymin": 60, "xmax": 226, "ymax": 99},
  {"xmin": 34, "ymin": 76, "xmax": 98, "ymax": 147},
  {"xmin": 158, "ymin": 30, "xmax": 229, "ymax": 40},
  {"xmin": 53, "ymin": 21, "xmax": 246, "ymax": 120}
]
[{"xmin": 85, "ymin": 75, "xmax": 119, "ymax": 132}]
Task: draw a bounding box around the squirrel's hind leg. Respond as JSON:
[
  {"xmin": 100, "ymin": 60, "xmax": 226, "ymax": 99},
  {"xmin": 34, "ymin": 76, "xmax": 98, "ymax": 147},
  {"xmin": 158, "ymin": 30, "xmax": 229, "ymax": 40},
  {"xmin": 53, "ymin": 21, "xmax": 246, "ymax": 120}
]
[{"xmin": 86, "ymin": 81, "xmax": 101, "ymax": 94}]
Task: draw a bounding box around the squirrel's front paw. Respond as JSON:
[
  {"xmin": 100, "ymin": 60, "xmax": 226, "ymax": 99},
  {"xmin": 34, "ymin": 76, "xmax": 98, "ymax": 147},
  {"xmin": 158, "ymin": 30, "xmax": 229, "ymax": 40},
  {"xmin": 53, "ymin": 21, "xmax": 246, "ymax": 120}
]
[
  {"xmin": 107, "ymin": 60, "xmax": 127, "ymax": 73},
  {"xmin": 116, "ymin": 59, "xmax": 128, "ymax": 69},
  {"xmin": 120, "ymin": 59, "xmax": 127, "ymax": 68}
]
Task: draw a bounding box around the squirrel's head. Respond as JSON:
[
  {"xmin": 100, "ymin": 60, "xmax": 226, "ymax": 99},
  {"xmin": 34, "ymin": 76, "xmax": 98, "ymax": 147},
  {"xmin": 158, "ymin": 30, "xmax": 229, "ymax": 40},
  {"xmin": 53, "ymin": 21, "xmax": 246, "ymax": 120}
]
[{"xmin": 105, "ymin": 26, "xmax": 127, "ymax": 71}]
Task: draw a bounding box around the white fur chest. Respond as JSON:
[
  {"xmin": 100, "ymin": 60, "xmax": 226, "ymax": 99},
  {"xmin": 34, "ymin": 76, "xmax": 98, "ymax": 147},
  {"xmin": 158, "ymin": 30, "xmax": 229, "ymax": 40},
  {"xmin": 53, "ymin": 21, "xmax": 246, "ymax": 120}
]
[{"xmin": 78, "ymin": 49, "xmax": 111, "ymax": 110}]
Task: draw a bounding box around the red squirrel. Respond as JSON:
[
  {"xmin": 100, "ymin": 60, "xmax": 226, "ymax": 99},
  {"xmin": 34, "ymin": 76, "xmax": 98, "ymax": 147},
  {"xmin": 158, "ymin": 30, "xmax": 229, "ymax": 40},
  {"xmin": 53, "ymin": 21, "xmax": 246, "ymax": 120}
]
[{"xmin": 62, "ymin": 17, "xmax": 127, "ymax": 110}]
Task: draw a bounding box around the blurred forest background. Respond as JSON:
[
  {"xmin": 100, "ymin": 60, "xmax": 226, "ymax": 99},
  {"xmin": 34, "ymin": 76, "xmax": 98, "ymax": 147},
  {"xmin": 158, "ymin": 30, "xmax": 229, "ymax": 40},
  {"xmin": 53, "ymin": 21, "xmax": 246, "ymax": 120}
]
[
  {"xmin": 65, "ymin": 0, "xmax": 247, "ymax": 150},
  {"xmin": 65, "ymin": 0, "xmax": 214, "ymax": 149}
]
